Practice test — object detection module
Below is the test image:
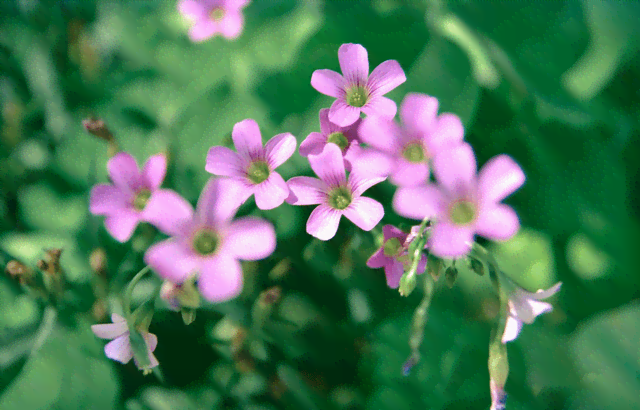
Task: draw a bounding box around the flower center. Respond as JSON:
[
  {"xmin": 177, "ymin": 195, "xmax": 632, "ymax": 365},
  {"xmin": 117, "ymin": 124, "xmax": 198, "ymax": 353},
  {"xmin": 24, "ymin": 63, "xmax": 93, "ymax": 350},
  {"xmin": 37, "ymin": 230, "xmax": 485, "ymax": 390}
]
[
  {"xmin": 133, "ymin": 189, "xmax": 152, "ymax": 211},
  {"xmin": 383, "ymin": 237, "xmax": 403, "ymax": 257},
  {"xmin": 402, "ymin": 143, "xmax": 425, "ymax": 163},
  {"xmin": 345, "ymin": 86, "xmax": 369, "ymax": 108},
  {"xmin": 247, "ymin": 161, "xmax": 270, "ymax": 184},
  {"xmin": 209, "ymin": 7, "xmax": 225, "ymax": 21},
  {"xmin": 328, "ymin": 186, "xmax": 352, "ymax": 210},
  {"xmin": 449, "ymin": 200, "xmax": 476, "ymax": 226},
  {"xmin": 192, "ymin": 229, "xmax": 219, "ymax": 256},
  {"xmin": 327, "ymin": 132, "xmax": 349, "ymax": 152}
]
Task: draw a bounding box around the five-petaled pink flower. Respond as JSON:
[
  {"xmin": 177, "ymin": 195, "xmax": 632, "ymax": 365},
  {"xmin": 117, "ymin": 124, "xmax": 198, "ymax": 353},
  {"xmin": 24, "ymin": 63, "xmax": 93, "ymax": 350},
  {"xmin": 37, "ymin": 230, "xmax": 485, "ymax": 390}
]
[
  {"xmin": 366, "ymin": 225, "xmax": 427, "ymax": 288},
  {"xmin": 178, "ymin": 0, "xmax": 250, "ymax": 42},
  {"xmin": 89, "ymin": 152, "xmax": 193, "ymax": 242},
  {"xmin": 311, "ymin": 43, "xmax": 406, "ymax": 127},
  {"xmin": 286, "ymin": 144, "xmax": 385, "ymax": 240},
  {"xmin": 206, "ymin": 119, "xmax": 296, "ymax": 210},
  {"xmin": 91, "ymin": 313, "xmax": 159, "ymax": 370},
  {"xmin": 393, "ymin": 144, "xmax": 525, "ymax": 258},
  {"xmin": 144, "ymin": 177, "xmax": 276, "ymax": 302},
  {"xmin": 357, "ymin": 93, "xmax": 465, "ymax": 187}
]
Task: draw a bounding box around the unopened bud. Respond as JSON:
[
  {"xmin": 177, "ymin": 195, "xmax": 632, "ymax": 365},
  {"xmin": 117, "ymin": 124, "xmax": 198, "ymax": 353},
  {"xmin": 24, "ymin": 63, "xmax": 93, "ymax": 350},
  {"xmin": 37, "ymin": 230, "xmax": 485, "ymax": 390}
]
[
  {"xmin": 470, "ymin": 257, "xmax": 485, "ymax": 276},
  {"xmin": 260, "ymin": 286, "xmax": 282, "ymax": 306},
  {"xmin": 252, "ymin": 286, "xmax": 282, "ymax": 329},
  {"xmin": 89, "ymin": 248, "xmax": 107, "ymax": 275},
  {"xmin": 160, "ymin": 281, "xmax": 181, "ymax": 311},
  {"xmin": 445, "ymin": 266, "xmax": 458, "ymax": 288},
  {"xmin": 398, "ymin": 272, "xmax": 417, "ymax": 297},
  {"xmin": 83, "ymin": 116, "xmax": 114, "ymax": 142},
  {"xmin": 181, "ymin": 308, "xmax": 196, "ymax": 325},
  {"xmin": 5, "ymin": 260, "xmax": 33, "ymax": 283},
  {"xmin": 36, "ymin": 260, "xmax": 48, "ymax": 271},
  {"xmin": 427, "ymin": 254, "xmax": 442, "ymax": 281}
]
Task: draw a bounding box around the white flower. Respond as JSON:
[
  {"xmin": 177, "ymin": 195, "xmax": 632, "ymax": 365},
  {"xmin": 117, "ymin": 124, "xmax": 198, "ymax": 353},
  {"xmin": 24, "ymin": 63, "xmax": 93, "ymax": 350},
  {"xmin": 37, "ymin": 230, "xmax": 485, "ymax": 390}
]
[{"xmin": 502, "ymin": 281, "xmax": 562, "ymax": 343}]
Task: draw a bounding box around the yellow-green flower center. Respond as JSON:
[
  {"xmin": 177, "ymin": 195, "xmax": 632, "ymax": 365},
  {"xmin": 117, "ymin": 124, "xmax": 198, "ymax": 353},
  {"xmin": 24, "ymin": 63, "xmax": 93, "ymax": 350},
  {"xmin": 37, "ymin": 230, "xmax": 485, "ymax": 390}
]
[
  {"xmin": 133, "ymin": 189, "xmax": 152, "ymax": 211},
  {"xmin": 402, "ymin": 143, "xmax": 425, "ymax": 163},
  {"xmin": 328, "ymin": 186, "xmax": 352, "ymax": 210},
  {"xmin": 449, "ymin": 200, "xmax": 476, "ymax": 226},
  {"xmin": 192, "ymin": 229, "xmax": 219, "ymax": 256},
  {"xmin": 327, "ymin": 132, "xmax": 349, "ymax": 152},
  {"xmin": 209, "ymin": 7, "xmax": 225, "ymax": 21},
  {"xmin": 247, "ymin": 161, "xmax": 270, "ymax": 184},
  {"xmin": 383, "ymin": 237, "xmax": 403, "ymax": 257},
  {"xmin": 345, "ymin": 86, "xmax": 369, "ymax": 108}
]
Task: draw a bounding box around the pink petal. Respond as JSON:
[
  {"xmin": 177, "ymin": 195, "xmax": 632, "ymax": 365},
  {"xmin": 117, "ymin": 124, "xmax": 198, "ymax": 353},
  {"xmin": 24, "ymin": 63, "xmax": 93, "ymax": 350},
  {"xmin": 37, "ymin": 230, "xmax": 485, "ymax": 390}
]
[
  {"xmin": 91, "ymin": 321, "xmax": 128, "ymax": 340},
  {"xmin": 299, "ymin": 132, "xmax": 327, "ymax": 157},
  {"xmin": 308, "ymin": 144, "xmax": 347, "ymax": 187},
  {"xmin": 532, "ymin": 282, "xmax": 562, "ymax": 300},
  {"xmin": 107, "ymin": 152, "xmax": 141, "ymax": 193},
  {"xmin": 427, "ymin": 220, "xmax": 474, "ymax": 258},
  {"xmin": 383, "ymin": 224, "xmax": 406, "ymax": 240},
  {"xmin": 432, "ymin": 143, "xmax": 477, "ymax": 195},
  {"xmin": 328, "ymin": 98, "xmax": 361, "ymax": 127},
  {"xmin": 361, "ymin": 96, "xmax": 397, "ymax": 120},
  {"xmin": 265, "ymin": 132, "xmax": 296, "ymax": 169},
  {"xmin": 501, "ymin": 315, "xmax": 523, "ymax": 343},
  {"xmin": 225, "ymin": 216, "xmax": 276, "ymax": 260},
  {"xmin": 147, "ymin": 352, "xmax": 160, "ymax": 369},
  {"xmin": 104, "ymin": 334, "xmax": 133, "ymax": 364},
  {"xmin": 399, "ymin": 93, "xmax": 439, "ymax": 135},
  {"xmin": 311, "ymin": 69, "xmax": 345, "ymax": 98},
  {"xmin": 141, "ymin": 154, "xmax": 167, "ymax": 191},
  {"xmin": 358, "ymin": 116, "xmax": 401, "ymax": 154},
  {"xmin": 89, "ymin": 184, "xmax": 129, "ymax": 215},
  {"xmin": 143, "ymin": 332, "xmax": 158, "ymax": 352},
  {"xmin": 178, "ymin": 0, "xmax": 207, "ymax": 21},
  {"xmin": 220, "ymin": 10, "xmax": 243, "ymax": 39},
  {"xmin": 141, "ymin": 189, "xmax": 194, "ymax": 237},
  {"xmin": 426, "ymin": 113, "xmax": 465, "ymax": 154},
  {"xmin": 475, "ymin": 203, "xmax": 520, "ymax": 241},
  {"xmin": 526, "ymin": 299, "xmax": 553, "ymax": 318},
  {"xmin": 198, "ymin": 255, "xmax": 243, "ymax": 302},
  {"xmin": 390, "ymin": 159, "xmax": 429, "ymax": 187},
  {"xmin": 104, "ymin": 211, "xmax": 141, "ymax": 242},
  {"xmin": 392, "ymin": 184, "xmax": 444, "ymax": 221},
  {"xmin": 318, "ymin": 108, "xmax": 334, "ymax": 135},
  {"xmin": 338, "ymin": 43, "xmax": 369, "ymax": 86},
  {"xmin": 343, "ymin": 197, "xmax": 384, "ymax": 231},
  {"xmin": 366, "ymin": 248, "xmax": 388, "ymax": 269},
  {"xmin": 111, "ymin": 313, "xmax": 126, "ymax": 323},
  {"xmin": 232, "ymin": 119, "xmax": 264, "ymax": 161},
  {"xmin": 348, "ymin": 169, "xmax": 386, "ymax": 197},
  {"xmin": 195, "ymin": 178, "xmax": 245, "ymax": 226},
  {"xmin": 253, "ymin": 172, "xmax": 289, "ymax": 210},
  {"xmin": 144, "ymin": 239, "xmax": 200, "ymax": 283},
  {"xmin": 205, "ymin": 146, "xmax": 247, "ymax": 178},
  {"xmin": 307, "ymin": 204, "xmax": 342, "ymax": 240},
  {"xmin": 189, "ymin": 21, "xmax": 218, "ymax": 42},
  {"xmin": 349, "ymin": 148, "xmax": 393, "ymax": 178},
  {"xmin": 385, "ymin": 261, "xmax": 404, "ymax": 288},
  {"xmin": 286, "ymin": 176, "xmax": 328, "ymax": 205},
  {"xmin": 417, "ymin": 254, "xmax": 427, "ymax": 275},
  {"xmin": 477, "ymin": 155, "xmax": 525, "ymax": 205},
  {"xmin": 343, "ymin": 140, "xmax": 362, "ymax": 172},
  {"xmin": 367, "ymin": 60, "xmax": 406, "ymax": 96}
]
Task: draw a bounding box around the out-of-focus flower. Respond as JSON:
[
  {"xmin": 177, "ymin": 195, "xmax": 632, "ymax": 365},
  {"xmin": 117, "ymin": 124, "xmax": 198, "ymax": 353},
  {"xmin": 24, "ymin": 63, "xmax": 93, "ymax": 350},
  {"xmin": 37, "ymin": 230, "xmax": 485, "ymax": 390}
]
[
  {"xmin": 89, "ymin": 152, "xmax": 193, "ymax": 242},
  {"xmin": 144, "ymin": 178, "xmax": 276, "ymax": 302},
  {"xmin": 366, "ymin": 225, "xmax": 426, "ymax": 288},
  {"xmin": 206, "ymin": 119, "xmax": 296, "ymax": 210},
  {"xmin": 502, "ymin": 281, "xmax": 562, "ymax": 343},
  {"xmin": 286, "ymin": 144, "xmax": 385, "ymax": 240},
  {"xmin": 311, "ymin": 43, "xmax": 406, "ymax": 126},
  {"xmin": 178, "ymin": 0, "xmax": 250, "ymax": 42},
  {"xmin": 357, "ymin": 93, "xmax": 464, "ymax": 187},
  {"xmin": 393, "ymin": 144, "xmax": 525, "ymax": 258}
]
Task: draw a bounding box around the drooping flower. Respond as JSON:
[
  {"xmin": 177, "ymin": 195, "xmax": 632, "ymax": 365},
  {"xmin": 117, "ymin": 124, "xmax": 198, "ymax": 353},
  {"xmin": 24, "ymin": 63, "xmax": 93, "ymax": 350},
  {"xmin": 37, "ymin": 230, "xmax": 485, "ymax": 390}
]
[
  {"xmin": 502, "ymin": 280, "xmax": 562, "ymax": 343},
  {"xmin": 89, "ymin": 152, "xmax": 193, "ymax": 242},
  {"xmin": 178, "ymin": 0, "xmax": 250, "ymax": 42},
  {"xmin": 286, "ymin": 144, "xmax": 385, "ymax": 240},
  {"xmin": 366, "ymin": 225, "xmax": 427, "ymax": 288},
  {"xmin": 393, "ymin": 144, "xmax": 525, "ymax": 258},
  {"xmin": 311, "ymin": 43, "xmax": 406, "ymax": 127},
  {"xmin": 357, "ymin": 93, "xmax": 465, "ymax": 187},
  {"xmin": 206, "ymin": 119, "xmax": 296, "ymax": 210},
  {"xmin": 144, "ymin": 177, "xmax": 276, "ymax": 302},
  {"xmin": 91, "ymin": 313, "xmax": 159, "ymax": 371}
]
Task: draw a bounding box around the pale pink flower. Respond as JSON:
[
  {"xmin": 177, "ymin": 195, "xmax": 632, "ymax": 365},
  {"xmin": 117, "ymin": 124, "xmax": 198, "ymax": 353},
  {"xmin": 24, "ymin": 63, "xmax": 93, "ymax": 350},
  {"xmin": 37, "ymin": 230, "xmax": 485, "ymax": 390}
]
[
  {"xmin": 311, "ymin": 43, "xmax": 406, "ymax": 127},
  {"xmin": 502, "ymin": 281, "xmax": 562, "ymax": 343},
  {"xmin": 178, "ymin": 0, "xmax": 250, "ymax": 42}
]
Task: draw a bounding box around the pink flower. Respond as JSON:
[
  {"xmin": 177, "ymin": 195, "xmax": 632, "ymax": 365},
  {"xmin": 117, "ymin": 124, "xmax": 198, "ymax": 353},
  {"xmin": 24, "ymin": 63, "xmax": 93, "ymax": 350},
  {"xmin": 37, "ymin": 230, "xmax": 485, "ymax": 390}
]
[
  {"xmin": 311, "ymin": 43, "xmax": 406, "ymax": 127},
  {"xmin": 144, "ymin": 178, "xmax": 276, "ymax": 302},
  {"xmin": 178, "ymin": 0, "xmax": 250, "ymax": 42},
  {"xmin": 89, "ymin": 152, "xmax": 193, "ymax": 242},
  {"xmin": 502, "ymin": 281, "xmax": 562, "ymax": 343},
  {"xmin": 206, "ymin": 119, "xmax": 296, "ymax": 210},
  {"xmin": 393, "ymin": 144, "xmax": 525, "ymax": 258},
  {"xmin": 357, "ymin": 93, "xmax": 465, "ymax": 187},
  {"xmin": 286, "ymin": 144, "xmax": 385, "ymax": 240},
  {"xmin": 91, "ymin": 313, "xmax": 159, "ymax": 370},
  {"xmin": 366, "ymin": 225, "xmax": 427, "ymax": 288}
]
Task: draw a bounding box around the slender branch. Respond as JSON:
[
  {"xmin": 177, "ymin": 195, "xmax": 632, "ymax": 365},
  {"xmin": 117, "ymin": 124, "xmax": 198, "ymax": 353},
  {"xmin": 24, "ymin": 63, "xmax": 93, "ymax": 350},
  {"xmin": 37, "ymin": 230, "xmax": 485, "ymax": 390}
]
[{"xmin": 122, "ymin": 265, "xmax": 151, "ymax": 322}]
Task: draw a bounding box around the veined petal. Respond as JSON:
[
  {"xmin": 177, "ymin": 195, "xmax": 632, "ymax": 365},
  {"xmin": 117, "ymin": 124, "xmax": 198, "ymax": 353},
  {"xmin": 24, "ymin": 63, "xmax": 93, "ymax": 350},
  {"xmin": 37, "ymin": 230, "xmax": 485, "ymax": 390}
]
[
  {"xmin": 225, "ymin": 216, "xmax": 276, "ymax": 260},
  {"xmin": 390, "ymin": 160, "xmax": 429, "ymax": 187},
  {"xmin": 358, "ymin": 116, "xmax": 402, "ymax": 154},
  {"xmin": 198, "ymin": 255, "xmax": 243, "ymax": 302},
  {"xmin": 286, "ymin": 177, "xmax": 328, "ymax": 205},
  {"xmin": 141, "ymin": 189, "xmax": 194, "ymax": 237},
  {"xmin": 475, "ymin": 203, "xmax": 520, "ymax": 241},
  {"xmin": 104, "ymin": 211, "xmax": 140, "ymax": 243},
  {"xmin": 348, "ymin": 169, "xmax": 386, "ymax": 197},
  {"xmin": 195, "ymin": 178, "xmax": 246, "ymax": 226},
  {"xmin": 307, "ymin": 204, "xmax": 342, "ymax": 240},
  {"xmin": 91, "ymin": 321, "xmax": 128, "ymax": 340},
  {"xmin": 205, "ymin": 146, "xmax": 247, "ymax": 178},
  {"xmin": 144, "ymin": 239, "xmax": 200, "ymax": 283},
  {"xmin": 338, "ymin": 43, "xmax": 369, "ymax": 86},
  {"xmin": 361, "ymin": 96, "xmax": 397, "ymax": 120},
  {"xmin": 254, "ymin": 172, "xmax": 289, "ymax": 210},
  {"xmin": 501, "ymin": 315, "xmax": 523, "ymax": 343},
  {"xmin": 232, "ymin": 119, "xmax": 264, "ymax": 161},
  {"xmin": 427, "ymin": 113, "xmax": 465, "ymax": 154},
  {"xmin": 385, "ymin": 260, "xmax": 404, "ymax": 289},
  {"xmin": 220, "ymin": 10, "xmax": 243, "ymax": 39},
  {"xmin": 107, "ymin": 152, "xmax": 141, "ymax": 193},
  {"xmin": 432, "ymin": 143, "xmax": 477, "ymax": 195},
  {"xmin": 329, "ymin": 98, "xmax": 361, "ymax": 127},
  {"xmin": 427, "ymin": 220, "xmax": 474, "ymax": 258},
  {"xmin": 367, "ymin": 60, "xmax": 406, "ymax": 96},
  {"xmin": 311, "ymin": 69, "xmax": 345, "ymax": 98},
  {"xmin": 392, "ymin": 184, "xmax": 444, "ymax": 221},
  {"xmin": 104, "ymin": 334, "xmax": 134, "ymax": 364},
  {"xmin": 343, "ymin": 197, "xmax": 384, "ymax": 231},
  {"xmin": 265, "ymin": 132, "xmax": 296, "ymax": 169},
  {"xmin": 299, "ymin": 132, "xmax": 327, "ymax": 157},
  {"xmin": 89, "ymin": 184, "xmax": 129, "ymax": 215},
  {"xmin": 477, "ymin": 155, "xmax": 525, "ymax": 205},
  {"xmin": 141, "ymin": 154, "xmax": 167, "ymax": 191},
  {"xmin": 366, "ymin": 248, "xmax": 389, "ymax": 269},
  {"xmin": 400, "ymin": 93, "xmax": 439, "ymax": 135},
  {"xmin": 308, "ymin": 144, "xmax": 347, "ymax": 187}
]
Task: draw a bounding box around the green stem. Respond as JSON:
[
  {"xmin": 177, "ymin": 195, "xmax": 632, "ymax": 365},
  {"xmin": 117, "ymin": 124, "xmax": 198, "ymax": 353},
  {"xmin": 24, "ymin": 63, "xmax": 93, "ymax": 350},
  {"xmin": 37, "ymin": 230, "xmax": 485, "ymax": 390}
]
[{"xmin": 123, "ymin": 265, "xmax": 151, "ymax": 322}]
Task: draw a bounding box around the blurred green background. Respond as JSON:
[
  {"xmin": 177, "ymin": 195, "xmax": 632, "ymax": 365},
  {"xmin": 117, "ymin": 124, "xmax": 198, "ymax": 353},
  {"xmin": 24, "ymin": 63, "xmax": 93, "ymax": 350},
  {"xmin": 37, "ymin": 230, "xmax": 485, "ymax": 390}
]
[{"xmin": 1, "ymin": 0, "xmax": 639, "ymax": 409}]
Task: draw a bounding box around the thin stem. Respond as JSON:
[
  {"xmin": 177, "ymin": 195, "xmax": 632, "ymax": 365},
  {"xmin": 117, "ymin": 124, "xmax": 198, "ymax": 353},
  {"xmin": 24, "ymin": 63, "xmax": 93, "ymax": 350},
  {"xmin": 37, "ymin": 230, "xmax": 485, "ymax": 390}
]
[{"xmin": 123, "ymin": 265, "xmax": 151, "ymax": 322}]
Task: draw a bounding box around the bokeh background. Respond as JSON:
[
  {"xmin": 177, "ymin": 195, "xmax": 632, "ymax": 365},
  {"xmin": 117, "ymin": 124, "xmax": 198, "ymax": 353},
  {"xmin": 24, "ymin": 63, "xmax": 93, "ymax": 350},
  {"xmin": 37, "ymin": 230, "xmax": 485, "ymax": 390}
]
[{"xmin": 1, "ymin": 0, "xmax": 640, "ymax": 409}]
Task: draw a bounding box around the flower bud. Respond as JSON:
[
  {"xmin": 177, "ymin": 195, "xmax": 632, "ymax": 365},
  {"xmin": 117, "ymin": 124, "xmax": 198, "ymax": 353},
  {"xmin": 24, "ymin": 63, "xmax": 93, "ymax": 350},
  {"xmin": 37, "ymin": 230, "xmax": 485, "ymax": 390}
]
[
  {"xmin": 5, "ymin": 260, "xmax": 33, "ymax": 284},
  {"xmin": 427, "ymin": 254, "xmax": 442, "ymax": 281},
  {"xmin": 82, "ymin": 116, "xmax": 114, "ymax": 142},
  {"xmin": 398, "ymin": 272, "xmax": 417, "ymax": 297},
  {"xmin": 445, "ymin": 266, "xmax": 458, "ymax": 288},
  {"xmin": 252, "ymin": 286, "xmax": 282, "ymax": 329},
  {"xmin": 469, "ymin": 257, "xmax": 485, "ymax": 276}
]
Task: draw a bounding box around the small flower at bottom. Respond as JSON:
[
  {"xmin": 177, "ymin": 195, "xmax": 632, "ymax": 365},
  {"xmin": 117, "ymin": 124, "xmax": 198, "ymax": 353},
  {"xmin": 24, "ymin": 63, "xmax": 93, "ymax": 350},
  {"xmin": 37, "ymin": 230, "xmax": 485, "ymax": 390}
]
[
  {"xmin": 286, "ymin": 144, "xmax": 385, "ymax": 241},
  {"xmin": 144, "ymin": 177, "xmax": 276, "ymax": 303},
  {"xmin": 178, "ymin": 0, "xmax": 250, "ymax": 42},
  {"xmin": 206, "ymin": 119, "xmax": 296, "ymax": 210}
]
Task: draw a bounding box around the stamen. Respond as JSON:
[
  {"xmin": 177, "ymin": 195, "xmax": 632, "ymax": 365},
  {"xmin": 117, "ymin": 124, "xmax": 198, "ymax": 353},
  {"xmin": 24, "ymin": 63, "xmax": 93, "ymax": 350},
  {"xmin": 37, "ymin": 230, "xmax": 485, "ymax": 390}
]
[
  {"xmin": 327, "ymin": 132, "xmax": 349, "ymax": 152},
  {"xmin": 402, "ymin": 143, "xmax": 426, "ymax": 163},
  {"xmin": 345, "ymin": 86, "xmax": 369, "ymax": 108},
  {"xmin": 328, "ymin": 186, "xmax": 352, "ymax": 210},
  {"xmin": 449, "ymin": 201, "xmax": 476, "ymax": 226},
  {"xmin": 246, "ymin": 161, "xmax": 270, "ymax": 184},
  {"xmin": 133, "ymin": 189, "xmax": 152, "ymax": 211},
  {"xmin": 192, "ymin": 229, "xmax": 219, "ymax": 256}
]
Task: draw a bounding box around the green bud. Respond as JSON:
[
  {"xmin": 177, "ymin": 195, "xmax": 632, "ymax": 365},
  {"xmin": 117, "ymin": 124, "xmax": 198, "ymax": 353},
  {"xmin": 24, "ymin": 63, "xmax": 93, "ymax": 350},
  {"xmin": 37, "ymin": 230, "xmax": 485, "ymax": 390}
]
[
  {"xmin": 469, "ymin": 257, "xmax": 485, "ymax": 276},
  {"xmin": 181, "ymin": 308, "xmax": 196, "ymax": 325},
  {"xmin": 398, "ymin": 273, "xmax": 417, "ymax": 297},
  {"xmin": 445, "ymin": 266, "xmax": 458, "ymax": 288},
  {"xmin": 176, "ymin": 279, "xmax": 200, "ymax": 309},
  {"xmin": 427, "ymin": 254, "xmax": 442, "ymax": 281}
]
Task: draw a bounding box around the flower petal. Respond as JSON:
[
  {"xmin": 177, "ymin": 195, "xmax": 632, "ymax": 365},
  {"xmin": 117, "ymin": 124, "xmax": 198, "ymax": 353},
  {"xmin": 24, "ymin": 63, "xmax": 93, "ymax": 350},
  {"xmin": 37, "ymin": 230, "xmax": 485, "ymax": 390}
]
[
  {"xmin": 286, "ymin": 177, "xmax": 328, "ymax": 205},
  {"xmin": 89, "ymin": 184, "xmax": 129, "ymax": 215},
  {"xmin": 349, "ymin": 148, "xmax": 393, "ymax": 178},
  {"xmin": 526, "ymin": 298, "xmax": 553, "ymax": 318},
  {"xmin": 532, "ymin": 282, "xmax": 562, "ymax": 300},
  {"xmin": 254, "ymin": 172, "xmax": 289, "ymax": 210},
  {"xmin": 427, "ymin": 220, "xmax": 474, "ymax": 258},
  {"xmin": 361, "ymin": 96, "xmax": 397, "ymax": 120},
  {"xmin": 392, "ymin": 184, "xmax": 444, "ymax": 221},
  {"xmin": 400, "ymin": 93, "xmax": 439, "ymax": 135},
  {"xmin": 338, "ymin": 43, "xmax": 369, "ymax": 86},
  {"xmin": 383, "ymin": 224, "xmax": 406, "ymax": 240},
  {"xmin": 142, "ymin": 189, "xmax": 194, "ymax": 237},
  {"xmin": 477, "ymin": 154, "xmax": 525, "ymax": 205},
  {"xmin": 308, "ymin": 143, "xmax": 347, "ymax": 187},
  {"xmin": 427, "ymin": 113, "xmax": 465, "ymax": 154},
  {"xmin": 343, "ymin": 197, "xmax": 384, "ymax": 231},
  {"xmin": 143, "ymin": 332, "xmax": 158, "ymax": 353},
  {"xmin": 195, "ymin": 178, "xmax": 246, "ymax": 226},
  {"xmin": 144, "ymin": 239, "xmax": 200, "ymax": 283},
  {"xmin": 311, "ymin": 69, "xmax": 345, "ymax": 98},
  {"xmin": 307, "ymin": 204, "xmax": 342, "ymax": 240},
  {"xmin": 220, "ymin": 10, "xmax": 243, "ymax": 39},
  {"xmin": 225, "ymin": 216, "xmax": 276, "ymax": 260},
  {"xmin": 367, "ymin": 59, "xmax": 406, "ymax": 96},
  {"xmin": 232, "ymin": 119, "xmax": 264, "ymax": 161},
  {"xmin": 141, "ymin": 154, "xmax": 167, "ymax": 191},
  {"xmin": 329, "ymin": 98, "xmax": 361, "ymax": 127},
  {"xmin": 178, "ymin": 0, "xmax": 207, "ymax": 21},
  {"xmin": 348, "ymin": 169, "xmax": 386, "ymax": 197},
  {"xmin": 358, "ymin": 116, "xmax": 402, "ymax": 154},
  {"xmin": 475, "ymin": 203, "xmax": 520, "ymax": 241},
  {"xmin": 198, "ymin": 255, "xmax": 243, "ymax": 302},
  {"xmin": 366, "ymin": 248, "xmax": 388, "ymax": 269},
  {"xmin": 432, "ymin": 142, "xmax": 477, "ymax": 195},
  {"xmin": 188, "ymin": 21, "xmax": 218, "ymax": 42},
  {"xmin": 265, "ymin": 132, "xmax": 296, "ymax": 169},
  {"xmin": 91, "ymin": 321, "xmax": 128, "ymax": 340},
  {"xmin": 385, "ymin": 260, "xmax": 404, "ymax": 288},
  {"xmin": 107, "ymin": 152, "xmax": 141, "ymax": 193},
  {"xmin": 501, "ymin": 315, "xmax": 523, "ymax": 343},
  {"xmin": 299, "ymin": 132, "xmax": 327, "ymax": 157},
  {"xmin": 104, "ymin": 211, "xmax": 141, "ymax": 243},
  {"xmin": 104, "ymin": 334, "xmax": 133, "ymax": 364},
  {"xmin": 390, "ymin": 160, "xmax": 429, "ymax": 187},
  {"xmin": 205, "ymin": 146, "xmax": 247, "ymax": 178}
]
